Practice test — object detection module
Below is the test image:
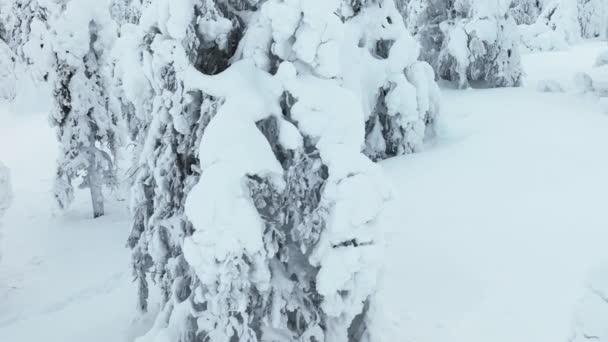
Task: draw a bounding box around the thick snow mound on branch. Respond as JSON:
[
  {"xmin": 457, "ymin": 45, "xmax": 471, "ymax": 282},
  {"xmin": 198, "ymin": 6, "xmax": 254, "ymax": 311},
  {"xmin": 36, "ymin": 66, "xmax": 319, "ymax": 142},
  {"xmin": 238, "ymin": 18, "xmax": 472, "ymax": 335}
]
[{"xmin": 183, "ymin": 61, "xmax": 287, "ymax": 272}]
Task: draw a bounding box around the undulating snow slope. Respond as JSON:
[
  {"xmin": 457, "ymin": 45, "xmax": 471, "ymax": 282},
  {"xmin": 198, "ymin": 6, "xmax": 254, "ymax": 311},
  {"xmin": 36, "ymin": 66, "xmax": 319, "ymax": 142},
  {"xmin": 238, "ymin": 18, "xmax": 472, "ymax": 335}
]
[
  {"xmin": 1, "ymin": 41, "xmax": 608, "ymax": 342},
  {"xmin": 375, "ymin": 40, "xmax": 608, "ymax": 342}
]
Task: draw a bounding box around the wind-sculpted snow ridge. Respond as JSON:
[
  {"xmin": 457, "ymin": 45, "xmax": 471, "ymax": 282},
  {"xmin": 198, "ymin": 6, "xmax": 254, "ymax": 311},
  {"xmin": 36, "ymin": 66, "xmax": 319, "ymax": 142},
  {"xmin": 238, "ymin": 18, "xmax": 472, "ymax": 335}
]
[{"xmin": 116, "ymin": 0, "xmax": 439, "ymax": 341}]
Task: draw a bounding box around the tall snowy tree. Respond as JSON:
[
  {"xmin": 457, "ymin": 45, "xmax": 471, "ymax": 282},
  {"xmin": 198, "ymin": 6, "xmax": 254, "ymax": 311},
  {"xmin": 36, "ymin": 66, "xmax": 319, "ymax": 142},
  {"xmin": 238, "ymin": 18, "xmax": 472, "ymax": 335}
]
[
  {"xmin": 4, "ymin": 0, "xmax": 55, "ymax": 82},
  {"xmin": 538, "ymin": 0, "xmax": 582, "ymax": 42},
  {"xmin": 578, "ymin": 0, "xmax": 608, "ymax": 39},
  {"xmin": 403, "ymin": 0, "xmax": 524, "ymax": 88},
  {"xmin": 518, "ymin": 0, "xmax": 583, "ymax": 51},
  {"xmin": 5, "ymin": 0, "xmax": 120, "ymax": 217},
  {"xmin": 399, "ymin": 0, "xmax": 447, "ymax": 35},
  {"xmin": 47, "ymin": 1, "xmax": 119, "ymax": 218},
  {"xmin": 0, "ymin": 2, "xmax": 16, "ymax": 102},
  {"xmin": 115, "ymin": 0, "xmax": 439, "ymax": 342},
  {"xmin": 515, "ymin": 0, "xmax": 607, "ymax": 51},
  {"xmin": 111, "ymin": 0, "xmax": 239, "ymax": 323},
  {"xmin": 0, "ymin": 2, "xmax": 20, "ymax": 101},
  {"xmin": 0, "ymin": 39, "xmax": 15, "ymax": 101},
  {"xmin": 509, "ymin": 0, "xmax": 544, "ymax": 25}
]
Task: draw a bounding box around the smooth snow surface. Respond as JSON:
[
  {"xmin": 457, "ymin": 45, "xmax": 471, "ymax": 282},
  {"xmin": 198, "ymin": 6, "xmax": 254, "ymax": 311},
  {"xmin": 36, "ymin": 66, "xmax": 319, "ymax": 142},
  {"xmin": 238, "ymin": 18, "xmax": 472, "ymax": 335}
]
[
  {"xmin": 0, "ymin": 106, "xmax": 139, "ymax": 342},
  {"xmin": 523, "ymin": 41, "xmax": 606, "ymax": 88},
  {"xmin": 375, "ymin": 41, "xmax": 608, "ymax": 342},
  {"xmin": 1, "ymin": 42, "xmax": 608, "ymax": 342}
]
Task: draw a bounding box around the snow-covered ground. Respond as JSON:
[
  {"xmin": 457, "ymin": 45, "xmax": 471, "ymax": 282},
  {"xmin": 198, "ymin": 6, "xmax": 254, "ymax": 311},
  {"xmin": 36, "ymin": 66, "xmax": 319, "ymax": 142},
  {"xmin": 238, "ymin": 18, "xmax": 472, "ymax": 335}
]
[
  {"xmin": 376, "ymin": 40, "xmax": 608, "ymax": 342},
  {"xmin": 523, "ymin": 40, "xmax": 607, "ymax": 90},
  {"xmin": 0, "ymin": 105, "xmax": 139, "ymax": 341},
  {"xmin": 1, "ymin": 41, "xmax": 608, "ymax": 342}
]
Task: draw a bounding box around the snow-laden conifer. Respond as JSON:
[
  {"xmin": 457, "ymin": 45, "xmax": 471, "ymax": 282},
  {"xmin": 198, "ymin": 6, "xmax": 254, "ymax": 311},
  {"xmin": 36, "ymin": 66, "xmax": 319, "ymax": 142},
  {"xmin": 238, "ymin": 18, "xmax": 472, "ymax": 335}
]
[
  {"xmin": 47, "ymin": 1, "xmax": 119, "ymax": 217},
  {"xmin": 113, "ymin": 1, "xmax": 439, "ymax": 341},
  {"xmin": 4, "ymin": 0, "xmax": 55, "ymax": 82},
  {"xmin": 509, "ymin": 0, "xmax": 543, "ymax": 25},
  {"xmin": 519, "ymin": 0, "xmax": 582, "ymax": 51},
  {"xmin": 111, "ymin": 0, "xmax": 238, "ymax": 325},
  {"xmin": 405, "ymin": 0, "xmax": 524, "ymax": 88},
  {"xmin": 578, "ymin": 0, "xmax": 608, "ymax": 39}
]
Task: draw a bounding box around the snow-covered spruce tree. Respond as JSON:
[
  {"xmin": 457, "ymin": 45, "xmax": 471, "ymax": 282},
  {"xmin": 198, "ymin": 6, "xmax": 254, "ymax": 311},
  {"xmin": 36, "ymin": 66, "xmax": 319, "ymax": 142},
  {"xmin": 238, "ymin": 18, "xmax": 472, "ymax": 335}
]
[
  {"xmin": 517, "ymin": 0, "xmax": 608, "ymax": 49},
  {"xmin": 398, "ymin": 0, "xmax": 449, "ymax": 68},
  {"xmin": 578, "ymin": 0, "xmax": 608, "ymax": 39},
  {"xmin": 0, "ymin": 161, "xmax": 12, "ymax": 262},
  {"xmin": 398, "ymin": 0, "xmax": 449, "ymax": 35},
  {"xmin": 357, "ymin": 3, "xmax": 441, "ymax": 159},
  {"xmin": 509, "ymin": 0, "xmax": 543, "ymax": 25},
  {"xmin": 519, "ymin": 0, "xmax": 582, "ymax": 51},
  {"xmin": 122, "ymin": 1, "xmax": 438, "ymax": 342},
  {"xmin": 538, "ymin": 0, "xmax": 582, "ymax": 43},
  {"xmin": 112, "ymin": 0, "xmax": 239, "ymax": 320},
  {"xmin": 3, "ymin": 0, "xmax": 55, "ymax": 84},
  {"xmin": 404, "ymin": 0, "xmax": 523, "ymax": 88},
  {"xmin": 0, "ymin": 3, "xmax": 16, "ymax": 102},
  {"xmin": 0, "ymin": 39, "xmax": 15, "ymax": 101},
  {"xmin": 0, "ymin": 2, "xmax": 20, "ymax": 101},
  {"xmin": 48, "ymin": 1, "xmax": 119, "ymax": 218}
]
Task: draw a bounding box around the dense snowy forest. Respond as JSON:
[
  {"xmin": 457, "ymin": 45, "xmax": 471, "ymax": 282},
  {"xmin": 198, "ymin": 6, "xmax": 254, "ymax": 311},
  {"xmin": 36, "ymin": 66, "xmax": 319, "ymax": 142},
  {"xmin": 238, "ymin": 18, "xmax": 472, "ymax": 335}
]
[{"xmin": 1, "ymin": 0, "xmax": 608, "ymax": 341}]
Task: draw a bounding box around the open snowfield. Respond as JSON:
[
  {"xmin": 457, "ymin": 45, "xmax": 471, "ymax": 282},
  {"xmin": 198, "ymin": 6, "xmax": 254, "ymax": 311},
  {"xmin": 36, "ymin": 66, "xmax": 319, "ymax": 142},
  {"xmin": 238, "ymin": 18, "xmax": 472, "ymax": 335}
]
[
  {"xmin": 1, "ymin": 41, "xmax": 608, "ymax": 341},
  {"xmin": 0, "ymin": 102, "xmax": 139, "ymax": 341},
  {"xmin": 377, "ymin": 41, "xmax": 608, "ymax": 342}
]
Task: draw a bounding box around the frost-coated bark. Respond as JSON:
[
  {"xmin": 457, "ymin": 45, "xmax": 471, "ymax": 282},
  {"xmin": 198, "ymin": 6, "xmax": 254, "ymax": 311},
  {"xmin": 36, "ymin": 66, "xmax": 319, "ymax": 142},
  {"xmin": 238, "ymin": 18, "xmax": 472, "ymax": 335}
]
[
  {"xmin": 115, "ymin": 0, "xmax": 439, "ymax": 342},
  {"xmin": 405, "ymin": 0, "xmax": 524, "ymax": 88}
]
